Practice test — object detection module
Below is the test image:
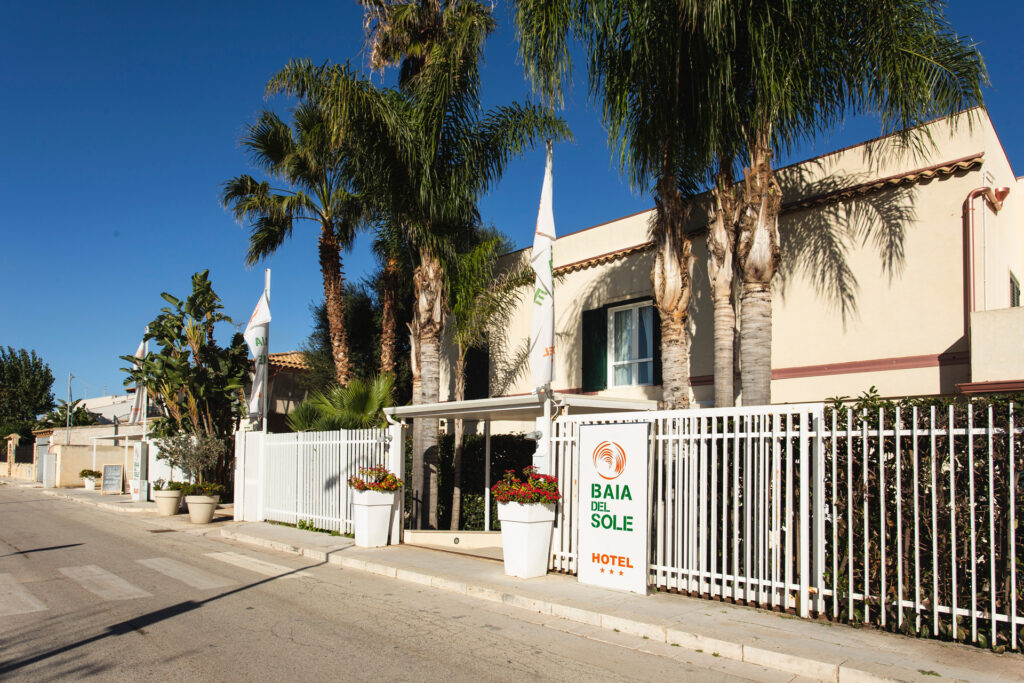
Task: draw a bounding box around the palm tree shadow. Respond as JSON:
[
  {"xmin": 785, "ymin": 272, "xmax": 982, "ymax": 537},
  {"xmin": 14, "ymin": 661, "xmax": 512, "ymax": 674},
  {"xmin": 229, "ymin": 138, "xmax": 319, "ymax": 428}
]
[
  {"xmin": 0, "ymin": 559, "xmax": 328, "ymax": 676},
  {"xmin": 776, "ymin": 161, "xmax": 926, "ymax": 325}
]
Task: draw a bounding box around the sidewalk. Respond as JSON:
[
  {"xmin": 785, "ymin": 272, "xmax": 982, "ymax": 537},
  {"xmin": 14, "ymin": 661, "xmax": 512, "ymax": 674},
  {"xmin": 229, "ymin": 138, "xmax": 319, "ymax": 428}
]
[
  {"xmin": 222, "ymin": 522, "xmax": 1024, "ymax": 683},
  {"xmin": 7, "ymin": 479, "xmax": 235, "ymax": 524}
]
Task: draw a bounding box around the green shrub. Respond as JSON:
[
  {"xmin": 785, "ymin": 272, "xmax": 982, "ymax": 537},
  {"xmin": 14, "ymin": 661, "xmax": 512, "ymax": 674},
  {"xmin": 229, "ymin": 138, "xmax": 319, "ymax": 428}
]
[{"xmin": 79, "ymin": 469, "xmax": 102, "ymax": 479}]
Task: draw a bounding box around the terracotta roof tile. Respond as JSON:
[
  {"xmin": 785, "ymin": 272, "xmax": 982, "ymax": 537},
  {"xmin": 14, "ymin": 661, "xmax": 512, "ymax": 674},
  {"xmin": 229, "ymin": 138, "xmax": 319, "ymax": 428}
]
[{"xmin": 268, "ymin": 351, "xmax": 310, "ymax": 371}]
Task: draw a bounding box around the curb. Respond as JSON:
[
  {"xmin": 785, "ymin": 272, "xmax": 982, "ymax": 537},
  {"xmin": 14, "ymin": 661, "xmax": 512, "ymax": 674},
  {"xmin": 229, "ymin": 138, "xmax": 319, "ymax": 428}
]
[
  {"xmin": 219, "ymin": 528, "xmax": 908, "ymax": 683},
  {"xmin": 37, "ymin": 488, "xmax": 152, "ymax": 514}
]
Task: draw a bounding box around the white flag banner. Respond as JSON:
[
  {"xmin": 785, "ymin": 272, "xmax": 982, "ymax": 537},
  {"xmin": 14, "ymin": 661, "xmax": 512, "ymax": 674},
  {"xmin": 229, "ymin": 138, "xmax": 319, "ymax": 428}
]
[
  {"xmin": 244, "ymin": 292, "xmax": 271, "ymax": 416},
  {"xmin": 530, "ymin": 141, "xmax": 556, "ymax": 392},
  {"xmin": 128, "ymin": 338, "xmax": 146, "ymax": 424}
]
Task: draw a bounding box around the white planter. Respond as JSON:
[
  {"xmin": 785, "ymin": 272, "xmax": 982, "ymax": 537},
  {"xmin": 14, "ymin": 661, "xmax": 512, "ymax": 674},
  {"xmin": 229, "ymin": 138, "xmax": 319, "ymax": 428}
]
[
  {"xmin": 352, "ymin": 490, "xmax": 397, "ymax": 548},
  {"xmin": 154, "ymin": 490, "xmax": 183, "ymax": 516},
  {"xmin": 83, "ymin": 478, "xmax": 96, "ymax": 491},
  {"xmin": 497, "ymin": 502, "xmax": 556, "ymax": 578},
  {"xmin": 185, "ymin": 495, "xmax": 220, "ymax": 524}
]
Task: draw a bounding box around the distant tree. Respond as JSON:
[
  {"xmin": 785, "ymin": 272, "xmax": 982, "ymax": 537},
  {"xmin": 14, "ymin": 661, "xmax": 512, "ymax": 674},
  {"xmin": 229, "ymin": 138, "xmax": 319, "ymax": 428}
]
[
  {"xmin": 299, "ymin": 284, "xmax": 380, "ymax": 393},
  {"xmin": 299, "ymin": 280, "xmax": 414, "ymax": 405},
  {"xmin": 38, "ymin": 399, "xmax": 100, "ymax": 429},
  {"xmin": 0, "ymin": 347, "xmax": 55, "ymax": 427},
  {"xmin": 120, "ymin": 271, "xmax": 249, "ymax": 484}
]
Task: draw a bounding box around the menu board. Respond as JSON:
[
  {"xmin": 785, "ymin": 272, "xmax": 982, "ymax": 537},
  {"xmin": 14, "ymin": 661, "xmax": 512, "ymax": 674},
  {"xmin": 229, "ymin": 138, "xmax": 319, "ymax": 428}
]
[{"xmin": 101, "ymin": 465, "xmax": 123, "ymax": 494}]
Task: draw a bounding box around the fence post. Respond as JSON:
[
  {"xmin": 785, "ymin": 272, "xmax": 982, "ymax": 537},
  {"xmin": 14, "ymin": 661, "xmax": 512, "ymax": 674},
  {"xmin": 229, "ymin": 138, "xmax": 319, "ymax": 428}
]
[
  {"xmin": 256, "ymin": 432, "xmax": 265, "ymax": 522},
  {"xmin": 798, "ymin": 408, "xmax": 811, "ymax": 618},
  {"xmin": 295, "ymin": 431, "xmax": 303, "ymax": 523},
  {"xmin": 387, "ymin": 423, "xmax": 404, "ymax": 544},
  {"xmin": 234, "ymin": 431, "xmax": 246, "ymax": 522},
  {"xmin": 811, "ymin": 406, "xmax": 825, "ymax": 615}
]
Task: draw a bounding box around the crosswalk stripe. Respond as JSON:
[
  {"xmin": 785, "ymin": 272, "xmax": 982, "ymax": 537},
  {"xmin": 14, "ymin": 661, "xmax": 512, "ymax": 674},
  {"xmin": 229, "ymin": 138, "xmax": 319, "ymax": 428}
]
[
  {"xmin": 0, "ymin": 573, "xmax": 47, "ymax": 616},
  {"xmin": 136, "ymin": 558, "xmax": 233, "ymax": 590},
  {"xmin": 59, "ymin": 565, "xmax": 151, "ymax": 601},
  {"xmin": 204, "ymin": 552, "xmax": 307, "ymax": 578}
]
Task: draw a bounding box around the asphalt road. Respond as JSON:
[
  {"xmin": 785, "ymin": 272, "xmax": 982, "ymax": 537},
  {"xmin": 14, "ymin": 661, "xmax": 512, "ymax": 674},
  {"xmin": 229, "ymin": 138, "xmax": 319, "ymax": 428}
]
[{"xmin": 0, "ymin": 483, "xmax": 798, "ymax": 682}]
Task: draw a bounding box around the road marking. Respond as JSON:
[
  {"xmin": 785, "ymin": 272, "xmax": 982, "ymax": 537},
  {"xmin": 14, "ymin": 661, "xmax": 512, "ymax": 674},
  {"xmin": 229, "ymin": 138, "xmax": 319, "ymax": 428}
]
[
  {"xmin": 204, "ymin": 552, "xmax": 307, "ymax": 578},
  {"xmin": 0, "ymin": 573, "xmax": 48, "ymax": 616},
  {"xmin": 136, "ymin": 558, "xmax": 233, "ymax": 590},
  {"xmin": 58, "ymin": 565, "xmax": 152, "ymax": 601}
]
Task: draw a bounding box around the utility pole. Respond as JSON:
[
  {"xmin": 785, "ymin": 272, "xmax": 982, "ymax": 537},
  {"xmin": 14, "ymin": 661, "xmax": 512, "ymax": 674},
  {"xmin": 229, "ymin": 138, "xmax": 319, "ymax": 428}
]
[{"xmin": 65, "ymin": 373, "xmax": 73, "ymax": 445}]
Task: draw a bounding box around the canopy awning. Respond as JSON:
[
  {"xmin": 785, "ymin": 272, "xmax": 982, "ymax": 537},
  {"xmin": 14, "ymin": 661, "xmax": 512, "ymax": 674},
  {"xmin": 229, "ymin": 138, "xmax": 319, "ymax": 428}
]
[{"xmin": 383, "ymin": 392, "xmax": 657, "ymax": 423}]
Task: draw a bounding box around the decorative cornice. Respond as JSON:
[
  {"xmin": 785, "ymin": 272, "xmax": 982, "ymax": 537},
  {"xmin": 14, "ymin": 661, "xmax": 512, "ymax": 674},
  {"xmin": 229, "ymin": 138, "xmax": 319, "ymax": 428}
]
[
  {"xmin": 547, "ymin": 153, "xmax": 983, "ymax": 277},
  {"xmin": 781, "ymin": 152, "xmax": 984, "ymax": 213}
]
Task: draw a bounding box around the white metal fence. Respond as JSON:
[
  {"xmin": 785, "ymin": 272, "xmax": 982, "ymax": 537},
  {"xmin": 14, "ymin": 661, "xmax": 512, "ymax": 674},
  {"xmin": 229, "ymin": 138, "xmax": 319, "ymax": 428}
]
[
  {"xmin": 550, "ymin": 401, "xmax": 1023, "ymax": 651},
  {"xmin": 823, "ymin": 403, "xmax": 1021, "ymax": 651},
  {"xmin": 235, "ymin": 427, "xmax": 401, "ymax": 536}
]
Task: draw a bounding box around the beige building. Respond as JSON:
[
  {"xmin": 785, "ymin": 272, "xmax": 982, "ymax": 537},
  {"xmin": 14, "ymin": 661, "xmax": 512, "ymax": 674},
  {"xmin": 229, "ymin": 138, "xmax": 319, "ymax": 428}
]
[{"xmin": 442, "ymin": 108, "xmax": 1023, "ymax": 408}]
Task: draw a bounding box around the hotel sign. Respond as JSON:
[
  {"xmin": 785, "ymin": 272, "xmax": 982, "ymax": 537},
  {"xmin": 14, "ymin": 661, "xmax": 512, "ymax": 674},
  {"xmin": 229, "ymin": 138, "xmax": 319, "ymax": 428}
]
[{"xmin": 577, "ymin": 422, "xmax": 649, "ymax": 594}]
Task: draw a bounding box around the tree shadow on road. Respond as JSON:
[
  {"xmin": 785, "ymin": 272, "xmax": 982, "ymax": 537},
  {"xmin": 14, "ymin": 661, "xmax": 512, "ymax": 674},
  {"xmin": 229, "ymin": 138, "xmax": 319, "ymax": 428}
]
[{"xmin": 0, "ymin": 558, "xmax": 326, "ymax": 676}]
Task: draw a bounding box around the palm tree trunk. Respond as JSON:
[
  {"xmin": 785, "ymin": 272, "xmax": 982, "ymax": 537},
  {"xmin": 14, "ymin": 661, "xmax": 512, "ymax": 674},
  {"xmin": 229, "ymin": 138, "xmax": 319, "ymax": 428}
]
[
  {"xmin": 408, "ymin": 319, "xmax": 423, "ymax": 528},
  {"xmin": 650, "ymin": 176, "xmax": 693, "ymax": 410},
  {"xmin": 415, "ymin": 248, "xmax": 444, "ymax": 530},
  {"xmin": 450, "ymin": 345, "xmax": 466, "ymax": 531},
  {"xmin": 318, "ymin": 227, "xmax": 350, "ymax": 385},
  {"xmin": 708, "ymin": 166, "xmax": 737, "ymax": 408},
  {"xmin": 380, "ymin": 257, "xmax": 398, "ymax": 376},
  {"xmin": 736, "ymin": 139, "xmax": 781, "ymax": 407}
]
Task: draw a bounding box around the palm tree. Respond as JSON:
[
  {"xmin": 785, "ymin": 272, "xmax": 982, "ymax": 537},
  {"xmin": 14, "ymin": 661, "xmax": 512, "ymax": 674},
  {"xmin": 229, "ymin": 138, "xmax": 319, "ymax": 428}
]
[
  {"xmin": 38, "ymin": 399, "xmax": 99, "ymax": 429},
  {"xmin": 269, "ymin": 5, "xmax": 569, "ymax": 528},
  {"xmin": 703, "ymin": 0, "xmax": 986, "ymax": 406},
  {"xmin": 221, "ymin": 101, "xmax": 367, "ymax": 386},
  {"xmin": 515, "ymin": 0, "xmax": 985, "ymax": 407},
  {"xmin": 707, "ymin": 159, "xmax": 739, "ymax": 406},
  {"xmin": 287, "ymin": 374, "xmax": 395, "ymax": 431},
  {"xmin": 445, "ymin": 232, "xmax": 526, "ymax": 529},
  {"xmin": 515, "ymin": 0, "xmax": 716, "ymax": 409}
]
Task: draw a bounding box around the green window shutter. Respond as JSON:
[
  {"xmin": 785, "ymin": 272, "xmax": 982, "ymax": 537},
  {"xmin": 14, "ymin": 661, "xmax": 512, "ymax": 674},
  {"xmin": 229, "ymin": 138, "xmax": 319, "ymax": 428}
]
[
  {"xmin": 581, "ymin": 307, "xmax": 607, "ymax": 392},
  {"xmin": 652, "ymin": 305, "xmax": 662, "ymax": 386},
  {"xmin": 465, "ymin": 345, "xmax": 489, "ymax": 400}
]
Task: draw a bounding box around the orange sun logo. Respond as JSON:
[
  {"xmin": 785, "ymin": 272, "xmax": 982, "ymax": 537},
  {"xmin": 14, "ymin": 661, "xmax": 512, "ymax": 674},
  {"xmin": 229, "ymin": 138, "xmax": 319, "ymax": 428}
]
[{"xmin": 592, "ymin": 441, "xmax": 627, "ymax": 480}]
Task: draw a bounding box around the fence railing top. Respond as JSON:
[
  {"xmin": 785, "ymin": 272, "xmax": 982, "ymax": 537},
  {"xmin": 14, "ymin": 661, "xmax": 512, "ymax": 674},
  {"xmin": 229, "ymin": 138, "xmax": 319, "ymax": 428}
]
[{"xmin": 555, "ymin": 403, "xmax": 826, "ymax": 424}]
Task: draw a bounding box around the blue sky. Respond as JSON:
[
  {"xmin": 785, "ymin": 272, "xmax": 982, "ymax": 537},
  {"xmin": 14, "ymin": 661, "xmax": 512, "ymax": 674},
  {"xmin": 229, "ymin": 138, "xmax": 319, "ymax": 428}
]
[{"xmin": 1, "ymin": 1, "xmax": 1021, "ymax": 403}]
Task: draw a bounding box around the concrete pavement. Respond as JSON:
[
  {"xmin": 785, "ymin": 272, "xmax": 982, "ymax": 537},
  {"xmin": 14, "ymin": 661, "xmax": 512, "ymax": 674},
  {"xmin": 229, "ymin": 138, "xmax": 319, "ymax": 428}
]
[
  {"xmin": 0, "ymin": 481, "xmax": 807, "ymax": 681},
  {"xmin": 6, "ymin": 476, "xmax": 1024, "ymax": 682},
  {"xmin": 221, "ymin": 523, "xmax": 1024, "ymax": 683}
]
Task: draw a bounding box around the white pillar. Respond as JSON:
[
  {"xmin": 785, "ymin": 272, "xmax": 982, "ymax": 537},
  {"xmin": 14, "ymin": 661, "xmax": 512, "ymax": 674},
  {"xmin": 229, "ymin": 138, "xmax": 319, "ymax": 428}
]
[
  {"xmin": 387, "ymin": 423, "xmax": 404, "ymax": 544},
  {"xmin": 233, "ymin": 431, "xmax": 246, "ymax": 522},
  {"xmin": 484, "ymin": 421, "xmax": 492, "ymax": 532},
  {"xmin": 256, "ymin": 432, "xmax": 266, "ymax": 522},
  {"xmin": 533, "ymin": 396, "xmax": 553, "ymax": 475}
]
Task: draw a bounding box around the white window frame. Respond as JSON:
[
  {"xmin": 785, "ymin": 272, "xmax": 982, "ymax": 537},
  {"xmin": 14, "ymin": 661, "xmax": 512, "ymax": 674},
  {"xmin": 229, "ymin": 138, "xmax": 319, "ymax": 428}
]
[{"xmin": 607, "ymin": 301, "xmax": 655, "ymax": 387}]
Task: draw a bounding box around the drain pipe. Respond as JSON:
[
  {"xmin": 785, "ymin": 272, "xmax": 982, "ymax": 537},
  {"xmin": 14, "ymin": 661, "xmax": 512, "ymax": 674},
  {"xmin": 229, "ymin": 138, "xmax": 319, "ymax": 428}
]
[{"xmin": 963, "ymin": 185, "xmax": 1010, "ymax": 380}]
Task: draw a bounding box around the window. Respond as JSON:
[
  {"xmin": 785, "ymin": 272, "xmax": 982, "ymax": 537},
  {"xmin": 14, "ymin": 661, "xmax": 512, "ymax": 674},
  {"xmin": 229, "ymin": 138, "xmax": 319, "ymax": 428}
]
[
  {"xmin": 581, "ymin": 299, "xmax": 661, "ymax": 392},
  {"xmin": 1012, "ymin": 273, "xmax": 1020, "ymax": 308},
  {"xmin": 607, "ymin": 302, "xmax": 655, "ymax": 386}
]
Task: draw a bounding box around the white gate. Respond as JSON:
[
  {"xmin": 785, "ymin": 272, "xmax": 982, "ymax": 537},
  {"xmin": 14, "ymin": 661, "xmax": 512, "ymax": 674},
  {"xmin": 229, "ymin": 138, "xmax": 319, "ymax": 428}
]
[
  {"xmin": 235, "ymin": 426, "xmax": 403, "ymax": 537},
  {"xmin": 550, "ymin": 404, "xmax": 825, "ymax": 617}
]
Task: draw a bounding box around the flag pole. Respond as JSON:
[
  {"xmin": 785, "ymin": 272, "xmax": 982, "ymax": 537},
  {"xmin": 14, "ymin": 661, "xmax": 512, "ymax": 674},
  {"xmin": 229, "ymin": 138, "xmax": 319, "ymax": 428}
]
[
  {"xmin": 261, "ymin": 268, "xmax": 270, "ymax": 434},
  {"xmin": 142, "ymin": 327, "xmax": 149, "ymax": 442}
]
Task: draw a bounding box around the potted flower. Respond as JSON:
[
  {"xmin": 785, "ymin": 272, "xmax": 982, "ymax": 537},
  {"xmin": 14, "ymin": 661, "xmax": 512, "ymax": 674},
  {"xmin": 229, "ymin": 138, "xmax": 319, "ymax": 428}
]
[
  {"xmin": 182, "ymin": 482, "xmax": 225, "ymax": 524},
  {"xmin": 151, "ymin": 479, "xmax": 185, "ymax": 516},
  {"xmin": 492, "ymin": 466, "xmax": 561, "ymax": 578},
  {"xmin": 79, "ymin": 469, "xmax": 102, "ymax": 491},
  {"xmin": 347, "ymin": 465, "xmax": 403, "ymax": 548}
]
